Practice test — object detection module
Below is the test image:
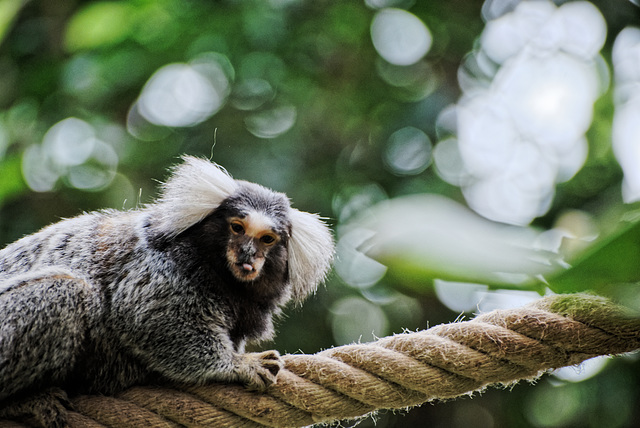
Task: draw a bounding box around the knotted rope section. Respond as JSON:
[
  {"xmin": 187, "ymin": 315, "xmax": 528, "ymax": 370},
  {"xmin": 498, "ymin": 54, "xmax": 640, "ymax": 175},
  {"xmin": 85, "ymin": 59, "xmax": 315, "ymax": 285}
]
[{"xmin": 7, "ymin": 294, "xmax": 640, "ymax": 427}]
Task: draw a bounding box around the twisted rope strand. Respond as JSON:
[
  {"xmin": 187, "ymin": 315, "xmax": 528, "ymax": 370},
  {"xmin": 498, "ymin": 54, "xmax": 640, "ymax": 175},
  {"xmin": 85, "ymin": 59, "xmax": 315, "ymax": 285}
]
[{"xmin": 2, "ymin": 294, "xmax": 638, "ymax": 428}]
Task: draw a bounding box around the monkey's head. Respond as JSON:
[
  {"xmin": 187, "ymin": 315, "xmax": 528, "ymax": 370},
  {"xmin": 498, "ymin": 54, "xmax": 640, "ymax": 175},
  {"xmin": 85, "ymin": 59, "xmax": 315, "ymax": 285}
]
[
  {"xmin": 218, "ymin": 183, "xmax": 292, "ymax": 282},
  {"xmin": 226, "ymin": 213, "xmax": 282, "ymax": 281},
  {"xmin": 154, "ymin": 156, "xmax": 334, "ymax": 302}
]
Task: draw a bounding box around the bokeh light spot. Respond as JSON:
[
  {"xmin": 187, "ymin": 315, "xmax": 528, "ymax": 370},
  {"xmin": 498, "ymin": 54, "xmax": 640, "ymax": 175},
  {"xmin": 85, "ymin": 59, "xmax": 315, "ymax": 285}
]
[
  {"xmin": 66, "ymin": 141, "xmax": 118, "ymax": 191},
  {"xmin": 135, "ymin": 56, "xmax": 231, "ymax": 128},
  {"xmin": 244, "ymin": 105, "xmax": 296, "ymax": 139},
  {"xmin": 43, "ymin": 118, "xmax": 95, "ymax": 167},
  {"xmin": 384, "ymin": 126, "xmax": 432, "ymax": 175},
  {"xmin": 526, "ymin": 383, "xmax": 586, "ymax": 427},
  {"xmin": 332, "ymin": 183, "xmax": 388, "ymax": 224},
  {"xmin": 370, "ymin": 8, "xmax": 431, "ymax": 66},
  {"xmin": 231, "ymin": 78, "xmax": 274, "ymax": 111},
  {"xmin": 23, "ymin": 118, "xmax": 120, "ymax": 192},
  {"xmin": 0, "ymin": 123, "xmax": 8, "ymax": 160},
  {"xmin": 452, "ymin": 403, "xmax": 495, "ymax": 428},
  {"xmin": 444, "ymin": 0, "xmax": 607, "ymax": 225},
  {"xmin": 553, "ymin": 356, "xmax": 609, "ymax": 383},
  {"xmin": 434, "ymin": 280, "xmax": 489, "ymax": 313},
  {"xmin": 365, "ymin": 0, "xmax": 416, "ymax": 9},
  {"xmin": 612, "ymin": 27, "xmax": 640, "ymax": 202},
  {"xmin": 62, "ymin": 55, "xmax": 102, "ymax": 96},
  {"xmin": 138, "ymin": 64, "xmax": 221, "ymax": 127},
  {"xmin": 375, "ymin": 59, "xmax": 440, "ymax": 101},
  {"xmin": 330, "ymin": 296, "xmax": 389, "ymax": 345},
  {"xmin": 433, "ymin": 138, "xmax": 470, "ymax": 187},
  {"xmin": 496, "ymin": 53, "xmax": 600, "ymax": 145},
  {"xmin": 22, "ymin": 144, "xmax": 60, "ymax": 192},
  {"xmin": 335, "ymin": 227, "xmax": 387, "ymax": 289}
]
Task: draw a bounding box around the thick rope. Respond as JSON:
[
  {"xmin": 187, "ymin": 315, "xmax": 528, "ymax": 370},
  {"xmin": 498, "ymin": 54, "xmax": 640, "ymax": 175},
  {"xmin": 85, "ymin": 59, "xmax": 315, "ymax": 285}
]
[{"xmin": 3, "ymin": 294, "xmax": 640, "ymax": 427}]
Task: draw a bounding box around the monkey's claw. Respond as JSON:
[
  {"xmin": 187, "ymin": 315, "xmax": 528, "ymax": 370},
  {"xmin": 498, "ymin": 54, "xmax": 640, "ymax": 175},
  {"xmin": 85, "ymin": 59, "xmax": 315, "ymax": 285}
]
[
  {"xmin": 258, "ymin": 349, "xmax": 284, "ymax": 377},
  {"xmin": 235, "ymin": 350, "xmax": 284, "ymax": 391}
]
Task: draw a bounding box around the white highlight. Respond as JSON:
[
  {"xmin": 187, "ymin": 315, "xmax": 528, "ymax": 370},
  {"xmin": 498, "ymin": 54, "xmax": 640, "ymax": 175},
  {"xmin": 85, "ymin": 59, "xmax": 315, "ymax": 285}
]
[
  {"xmin": 244, "ymin": 105, "xmax": 297, "ymax": 139},
  {"xmin": 43, "ymin": 118, "xmax": 95, "ymax": 167},
  {"xmin": 612, "ymin": 27, "xmax": 640, "ymax": 202},
  {"xmin": 24, "ymin": 117, "xmax": 119, "ymax": 192},
  {"xmin": 370, "ymin": 8, "xmax": 432, "ymax": 66},
  {"xmin": 552, "ymin": 355, "xmax": 609, "ymax": 383},
  {"xmin": 135, "ymin": 57, "xmax": 230, "ymax": 128},
  {"xmin": 436, "ymin": 0, "xmax": 607, "ymax": 225},
  {"xmin": 384, "ymin": 126, "xmax": 432, "ymax": 176}
]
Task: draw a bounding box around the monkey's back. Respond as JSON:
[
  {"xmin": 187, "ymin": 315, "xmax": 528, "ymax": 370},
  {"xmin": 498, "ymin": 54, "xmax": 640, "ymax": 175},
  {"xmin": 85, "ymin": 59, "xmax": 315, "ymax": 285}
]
[
  {"xmin": 0, "ymin": 211, "xmax": 154, "ymax": 399},
  {"xmin": 0, "ymin": 213, "xmax": 106, "ymax": 283}
]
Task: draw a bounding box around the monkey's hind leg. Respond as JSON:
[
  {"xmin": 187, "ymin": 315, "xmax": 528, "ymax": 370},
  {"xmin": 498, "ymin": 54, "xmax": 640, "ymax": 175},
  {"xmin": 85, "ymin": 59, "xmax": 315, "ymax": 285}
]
[
  {"xmin": 0, "ymin": 268, "xmax": 101, "ymax": 427},
  {"xmin": 0, "ymin": 388, "xmax": 72, "ymax": 428}
]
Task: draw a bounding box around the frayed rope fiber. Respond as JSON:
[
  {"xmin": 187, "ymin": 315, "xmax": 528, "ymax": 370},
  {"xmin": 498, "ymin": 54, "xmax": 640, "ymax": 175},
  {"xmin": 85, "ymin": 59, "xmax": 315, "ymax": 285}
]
[{"xmin": 4, "ymin": 294, "xmax": 640, "ymax": 427}]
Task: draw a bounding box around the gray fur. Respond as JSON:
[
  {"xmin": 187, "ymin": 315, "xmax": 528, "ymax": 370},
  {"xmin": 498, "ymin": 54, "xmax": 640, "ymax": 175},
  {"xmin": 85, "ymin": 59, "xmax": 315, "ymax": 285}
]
[{"xmin": 0, "ymin": 157, "xmax": 334, "ymax": 426}]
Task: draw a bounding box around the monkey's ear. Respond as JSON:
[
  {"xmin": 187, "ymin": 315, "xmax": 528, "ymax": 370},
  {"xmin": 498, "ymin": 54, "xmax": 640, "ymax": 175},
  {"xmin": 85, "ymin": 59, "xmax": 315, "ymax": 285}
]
[
  {"xmin": 153, "ymin": 156, "xmax": 239, "ymax": 238},
  {"xmin": 287, "ymin": 209, "xmax": 334, "ymax": 302}
]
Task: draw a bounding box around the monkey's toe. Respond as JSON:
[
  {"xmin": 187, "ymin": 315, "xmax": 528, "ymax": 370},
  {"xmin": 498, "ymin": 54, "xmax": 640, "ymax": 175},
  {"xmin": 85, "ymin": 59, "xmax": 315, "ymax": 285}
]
[
  {"xmin": 234, "ymin": 351, "xmax": 284, "ymax": 391},
  {"xmin": 262, "ymin": 358, "xmax": 283, "ymax": 377},
  {"xmin": 256, "ymin": 350, "xmax": 284, "ymax": 377},
  {"xmin": 257, "ymin": 349, "xmax": 281, "ymax": 361}
]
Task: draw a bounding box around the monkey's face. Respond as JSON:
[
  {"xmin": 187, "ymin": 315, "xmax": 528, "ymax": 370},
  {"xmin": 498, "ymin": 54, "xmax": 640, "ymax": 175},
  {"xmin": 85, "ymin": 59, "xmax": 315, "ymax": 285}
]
[{"xmin": 225, "ymin": 211, "xmax": 283, "ymax": 282}]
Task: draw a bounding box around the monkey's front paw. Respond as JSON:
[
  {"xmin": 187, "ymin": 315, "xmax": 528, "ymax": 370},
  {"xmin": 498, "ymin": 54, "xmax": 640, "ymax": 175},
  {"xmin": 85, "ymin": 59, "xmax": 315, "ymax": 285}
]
[{"xmin": 235, "ymin": 350, "xmax": 284, "ymax": 391}]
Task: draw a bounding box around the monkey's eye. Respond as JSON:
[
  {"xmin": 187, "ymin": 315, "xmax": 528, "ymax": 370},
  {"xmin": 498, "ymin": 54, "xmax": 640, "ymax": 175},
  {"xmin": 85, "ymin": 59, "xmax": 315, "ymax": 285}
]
[
  {"xmin": 260, "ymin": 234, "xmax": 276, "ymax": 245},
  {"xmin": 230, "ymin": 222, "xmax": 245, "ymax": 235}
]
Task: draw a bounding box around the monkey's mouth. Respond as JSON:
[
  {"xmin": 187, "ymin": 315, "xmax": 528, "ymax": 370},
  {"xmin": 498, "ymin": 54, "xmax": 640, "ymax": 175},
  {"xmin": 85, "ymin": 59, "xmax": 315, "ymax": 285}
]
[
  {"xmin": 238, "ymin": 262, "xmax": 255, "ymax": 273},
  {"xmin": 227, "ymin": 248, "xmax": 265, "ymax": 282},
  {"xmin": 231, "ymin": 261, "xmax": 261, "ymax": 281}
]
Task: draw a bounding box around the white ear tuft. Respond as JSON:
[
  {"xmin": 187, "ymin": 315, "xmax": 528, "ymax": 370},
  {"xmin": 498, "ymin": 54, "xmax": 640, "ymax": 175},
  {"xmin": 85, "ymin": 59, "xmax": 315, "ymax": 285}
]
[
  {"xmin": 288, "ymin": 209, "xmax": 334, "ymax": 302},
  {"xmin": 153, "ymin": 156, "xmax": 238, "ymax": 237}
]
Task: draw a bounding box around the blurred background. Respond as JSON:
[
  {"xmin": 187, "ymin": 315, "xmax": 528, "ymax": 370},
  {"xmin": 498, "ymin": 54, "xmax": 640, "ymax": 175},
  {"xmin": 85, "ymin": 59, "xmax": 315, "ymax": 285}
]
[{"xmin": 1, "ymin": 0, "xmax": 640, "ymax": 426}]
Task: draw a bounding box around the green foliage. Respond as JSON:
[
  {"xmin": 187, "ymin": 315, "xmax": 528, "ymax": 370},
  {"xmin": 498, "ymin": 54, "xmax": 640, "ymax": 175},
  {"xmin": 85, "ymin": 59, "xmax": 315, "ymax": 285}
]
[
  {"xmin": 0, "ymin": 0, "xmax": 23, "ymax": 44},
  {"xmin": 546, "ymin": 219, "xmax": 640, "ymax": 297},
  {"xmin": 0, "ymin": 154, "xmax": 25, "ymax": 203},
  {"xmin": 65, "ymin": 2, "xmax": 136, "ymax": 51}
]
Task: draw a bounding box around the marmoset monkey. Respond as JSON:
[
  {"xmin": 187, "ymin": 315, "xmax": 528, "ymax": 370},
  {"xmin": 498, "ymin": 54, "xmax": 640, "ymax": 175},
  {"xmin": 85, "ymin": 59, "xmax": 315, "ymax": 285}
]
[{"xmin": 0, "ymin": 156, "xmax": 334, "ymax": 427}]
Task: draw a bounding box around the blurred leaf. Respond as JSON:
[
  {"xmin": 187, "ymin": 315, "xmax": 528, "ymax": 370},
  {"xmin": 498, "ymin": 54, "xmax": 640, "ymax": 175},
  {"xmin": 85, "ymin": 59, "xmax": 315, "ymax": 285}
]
[
  {"xmin": 347, "ymin": 194, "xmax": 556, "ymax": 293},
  {"xmin": 0, "ymin": 155, "xmax": 27, "ymax": 204},
  {"xmin": 326, "ymin": 3, "xmax": 369, "ymax": 45},
  {"xmin": 0, "ymin": 0, "xmax": 23, "ymax": 46},
  {"xmin": 546, "ymin": 219, "xmax": 640, "ymax": 294},
  {"xmin": 64, "ymin": 2, "xmax": 135, "ymax": 52}
]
